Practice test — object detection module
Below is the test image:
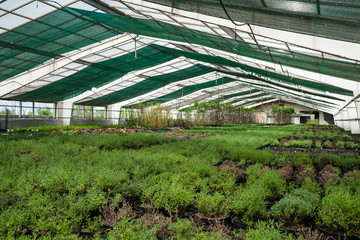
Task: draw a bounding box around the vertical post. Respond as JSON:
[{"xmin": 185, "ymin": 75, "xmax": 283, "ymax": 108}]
[
  {"xmin": 54, "ymin": 103, "xmax": 57, "ymax": 119},
  {"xmin": 57, "ymin": 100, "xmax": 73, "ymax": 126},
  {"xmin": 32, "ymin": 102, "xmax": 35, "ymax": 118},
  {"xmin": 91, "ymin": 106, "xmax": 94, "ymax": 120},
  {"xmin": 105, "ymin": 106, "xmax": 108, "ymax": 120},
  {"xmin": 82, "ymin": 105, "xmax": 85, "ymax": 119},
  {"xmin": 19, "ymin": 101, "xmax": 22, "ymax": 118}
]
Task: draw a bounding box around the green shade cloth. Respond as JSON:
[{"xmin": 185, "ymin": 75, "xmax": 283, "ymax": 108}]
[
  {"xmin": 69, "ymin": 7, "xmax": 360, "ymax": 82},
  {"xmin": 128, "ymin": 77, "xmax": 236, "ymax": 106},
  {"xmin": 79, "ymin": 64, "xmax": 213, "ymax": 106},
  {"xmin": 0, "ymin": 8, "xmax": 117, "ymax": 82},
  {"xmin": 10, "ymin": 45, "xmax": 175, "ymax": 102},
  {"xmin": 155, "ymin": 45, "xmax": 352, "ymax": 97},
  {"xmin": 145, "ymin": 0, "xmax": 360, "ymax": 43}
]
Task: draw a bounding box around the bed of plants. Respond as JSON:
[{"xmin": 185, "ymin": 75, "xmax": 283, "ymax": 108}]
[
  {"xmin": 268, "ymin": 125, "xmax": 360, "ymax": 152},
  {"xmin": 1, "ymin": 124, "xmax": 360, "ymax": 239}
]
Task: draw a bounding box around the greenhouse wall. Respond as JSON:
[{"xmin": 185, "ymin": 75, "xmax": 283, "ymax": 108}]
[
  {"xmin": 253, "ymin": 101, "xmax": 329, "ymax": 125},
  {"xmin": 334, "ymin": 101, "xmax": 360, "ymax": 134}
]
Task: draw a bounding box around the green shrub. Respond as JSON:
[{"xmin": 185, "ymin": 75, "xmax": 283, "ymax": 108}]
[
  {"xmin": 315, "ymin": 141, "xmax": 322, "ymax": 148},
  {"xmin": 301, "ymin": 178, "xmax": 321, "ymax": 194},
  {"xmin": 142, "ymin": 180, "xmax": 194, "ymax": 213},
  {"xmin": 85, "ymin": 187, "xmax": 107, "ymax": 211},
  {"xmin": 301, "ymin": 140, "xmax": 313, "ymax": 148},
  {"xmin": 196, "ymin": 191, "xmax": 229, "ymax": 217},
  {"xmin": 335, "ymin": 141, "xmax": 345, "ymax": 149},
  {"xmin": 346, "ymin": 141, "xmax": 358, "ymax": 149},
  {"xmin": 342, "ymin": 133, "xmax": 352, "ymax": 141},
  {"xmin": 270, "ymin": 189, "xmax": 320, "ymax": 225},
  {"xmin": 169, "ymin": 218, "xmax": 195, "ymax": 239},
  {"xmin": 107, "ymin": 217, "xmax": 157, "ymax": 239},
  {"xmin": 246, "ymin": 165, "xmax": 286, "ymax": 198},
  {"xmin": 284, "ymin": 140, "xmax": 302, "ymax": 147},
  {"xmin": 271, "ymin": 139, "xmax": 280, "ymax": 146},
  {"xmin": 317, "ymin": 188, "xmax": 360, "ymax": 235},
  {"xmin": 333, "ymin": 157, "xmax": 359, "ymax": 171},
  {"xmin": 232, "ymin": 184, "xmax": 270, "ymax": 223},
  {"xmin": 323, "ymin": 140, "xmax": 333, "ymax": 148},
  {"xmin": 245, "ymin": 220, "xmax": 297, "ymax": 240}
]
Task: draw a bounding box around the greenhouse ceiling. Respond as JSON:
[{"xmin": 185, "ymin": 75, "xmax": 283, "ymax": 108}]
[{"xmin": 0, "ymin": 0, "xmax": 359, "ymax": 114}]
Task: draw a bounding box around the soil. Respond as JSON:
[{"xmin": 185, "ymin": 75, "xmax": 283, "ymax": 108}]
[{"xmin": 158, "ymin": 132, "xmax": 215, "ymax": 141}]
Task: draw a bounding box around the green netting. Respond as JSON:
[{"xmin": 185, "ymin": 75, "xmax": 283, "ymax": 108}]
[
  {"xmin": 237, "ymin": 95, "xmax": 334, "ymax": 110},
  {"xmin": 207, "ymin": 80, "xmax": 337, "ymax": 108},
  {"xmin": 0, "ymin": 9, "xmax": 117, "ymax": 82},
  {"xmin": 128, "ymin": 77, "xmax": 236, "ymax": 106},
  {"xmin": 69, "ymin": 7, "xmax": 360, "ymax": 82},
  {"xmin": 10, "ymin": 43, "xmax": 350, "ymax": 104},
  {"xmin": 79, "ymin": 64, "xmax": 213, "ymax": 106},
  {"xmin": 214, "ymin": 89, "xmax": 261, "ymax": 102},
  {"xmin": 228, "ymin": 77, "xmax": 345, "ymax": 103},
  {"xmin": 9, "ymin": 45, "xmax": 175, "ymax": 102},
  {"xmin": 241, "ymin": 97, "xmax": 274, "ymax": 107},
  {"xmin": 146, "ymin": 0, "xmax": 360, "ymax": 43},
  {"xmin": 154, "ymin": 45, "xmax": 353, "ymax": 97},
  {"xmin": 228, "ymin": 93, "xmax": 268, "ymax": 103}
]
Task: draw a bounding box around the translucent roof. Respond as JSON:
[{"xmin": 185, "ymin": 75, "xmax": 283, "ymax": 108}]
[{"xmin": 0, "ymin": 0, "xmax": 359, "ymax": 113}]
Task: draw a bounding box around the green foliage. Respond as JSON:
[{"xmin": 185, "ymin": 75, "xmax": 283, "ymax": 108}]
[
  {"xmin": 301, "ymin": 178, "xmax": 321, "ymax": 194},
  {"xmin": 196, "ymin": 191, "xmax": 229, "ymax": 217},
  {"xmin": 246, "ymin": 166, "xmax": 287, "ymax": 198},
  {"xmin": 335, "ymin": 141, "xmax": 345, "ymax": 149},
  {"xmin": 305, "ymin": 119, "xmax": 319, "ymax": 125},
  {"xmin": 0, "ymin": 108, "xmax": 12, "ymax": 115},
  {"xmin": 271, "ymin": 189, "xmax": 320, "ymax": 225},
  {"xmin": 1, "ymin": 124, "xmax": 358, "ymax": 238},
  {"xmin": 107, "ymin": 217, "xmax": 157, "ymax": 239},
  {"xmin": 36, "ymin": 107, "xmax": 53, "ymax": 116},
  {"xmin": 168, "ymin": 218, "xmax": 195, "ymax": 239},
  {"xmin": 284, "ymin": 140, "xmax": 302, "ymax": 147},
  {"xmin": 301, "ymin": 140, "xmax": 313, "ymax": 148},
  {"xmin": 271, "ymin": 139, "xmax": 280, "ymax": 146},
  {"xmin": 317, "ymin": 188, "xmax": 360, "ymax": 235},
  {"xmin": 142, "ymin": 180, "xmax": 194, "ymax": 213},
  {"xmin": 232, "ymin": 184, "xmax": 270, "ymax": 223},
  {"xmin": 346, "ymin": 141, "xmax": 358, "ymax": 149},
  {"xmin": 271, "ymin": 104, "xmax": 296, "ymax": 124},
  {"xmin": 245, "ymin": 220, "xmax": 297, "ymax": 240},
  {"xmin": 315, "ymin": 141, "xmax": 322, "ymax": 148},
  {"xmin": 323, "ymin": 140, "xmax": 333, "ymax": 148}
]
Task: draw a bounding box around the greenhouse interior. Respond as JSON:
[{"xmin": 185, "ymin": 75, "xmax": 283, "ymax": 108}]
[{"xmin": 1, "ymin": 0, "xmax": 360, "ymax": 239}]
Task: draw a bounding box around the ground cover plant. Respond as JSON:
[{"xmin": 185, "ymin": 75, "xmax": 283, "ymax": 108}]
[
  {"xmin": 1, "ymin": 124, "xmax": 360, "ymax": 239},
  {"xmin": 266, "ymin": 124, "xmax": 360, "ymax": 152}
]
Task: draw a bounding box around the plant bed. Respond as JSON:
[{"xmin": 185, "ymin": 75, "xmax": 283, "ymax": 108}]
[
  {"xmin": 158, "ymin": 132, "xmax": 215, "ymax": 141},
  {"xmin": 2, "ymin": 124, "xmax": 360, "ymax": 239}
]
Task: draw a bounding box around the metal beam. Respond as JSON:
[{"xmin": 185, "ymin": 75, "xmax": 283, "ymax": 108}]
[{"xmin": 82, "ymin": 0, "xmax": 125, "ymax": 16}]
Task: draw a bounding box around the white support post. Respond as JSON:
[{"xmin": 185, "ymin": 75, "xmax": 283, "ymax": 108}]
[
  {"xmin": 56, "ymin": 100, "xmax": 74, "ymax": 126},
  {"xmin": 107, "ymin": 103, "xmax": 121, "ymax": 125}
]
